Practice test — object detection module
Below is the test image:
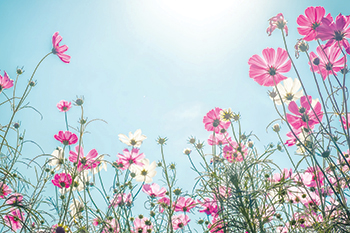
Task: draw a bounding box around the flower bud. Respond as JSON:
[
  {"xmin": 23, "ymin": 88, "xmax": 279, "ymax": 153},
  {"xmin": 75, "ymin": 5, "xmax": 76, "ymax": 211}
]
[
  {"xmin": 272, "ymin": 123, "xmax": 280, "ymax": 132},
  {"xmin": 313, "ymin": 57, "xmax": 320, "ymax": 66}
]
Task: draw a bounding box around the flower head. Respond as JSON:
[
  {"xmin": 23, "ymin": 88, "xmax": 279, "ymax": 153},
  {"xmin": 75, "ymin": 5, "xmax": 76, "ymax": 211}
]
[
  {"xmin": 267, "ymin": 13, "xmax": 288, "ymax": 36},
  {"xmin": 110, "ymin": 193, "xmax": 132, "ymax": 207},
  {"xmin": 309, "ymin": 44, "xmax": 345, "ymax": 79},
  {"xmin": 248, "ymin": 47, "xmax": 291, "ymax": 86},
  {"xmin": 132, "ymin": 217, "xmax": 153, "ymax": 233},
  {"xmin": 0, "ymin": 182, "xmax": 12, "ymax": 199},
  {"xmin": 52, "ymin": 32, "xmax": 71, "ymax": 63},
  {"xmin": 172, "ymin": 214, "xmax": 190, "ymax": 230},
  {"xmin": 69, "ymin": 145, "xmax": 100, "ymax": 172},
  {"xmin": 5, "ymin": 193, "xmax": 23, "ymax": 205},
  {"xmin": 129, "ymin": 158, "xmax": 157, "ymax": 183},
  {"xmin": 52, "ymin": 172, "xmax": 72, "ymax": 189},
  {"xmin": 69, "ymin": 198, "xmax": 84, "ymax": 218},
  {"xmin": 223, "ymin": 141, "xmax": 247, "ymax": 163},
  {"xmin": 118, "ymin": 129, "xmax": 147, "ymax": 147},
  {"xmin": 0, "ymin": 71, "xmax": 13, "ymax": 94},
  {"xmin": 174, "ymin": 196, "xmax": 196, "ymax": 212},
  {"xmin": 297, "ymin": 6, "xmax": 331, "ymax": 41},
  {"xmin": 203, "ymin": 107, "xmax": 230, "ymax": 134},
  {"xmin": 142, "ymin": 183, "xmax": 166, "ymax": 198},
  {"xmin": 54, "ymin": 131, "xmax": 78, "ymax": 146},
  {"xmin": 57, "ymin": 100, "xmax": 72, "ymax": 112},
  {"xmin": 207, "ymin": 132, "xmax": 231, "ymax": 146},
  {"xmin": 271, "ymin": 77, "xmax": 303, "ymax": 105},
  {"xmin": 117, "ymin": 148, "xmax": 145, "ymax": 170},
  {"xmin": 4, "ymin": 208, "xmax": 25, "ymax": 231},
  {"xmin": 49, "ymin": 147, "xmax": 64, "ymax": 171}
]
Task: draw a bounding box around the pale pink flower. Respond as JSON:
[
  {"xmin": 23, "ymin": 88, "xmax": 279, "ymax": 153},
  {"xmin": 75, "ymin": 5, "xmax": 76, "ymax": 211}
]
[
  {"xmin": 102, "ymin": 218, "xmax": 120, "ymax": 233},
  {"xmin": 110, "ymin": 193, "xmax": 132, "ymax": 208},
  {"xmin": 303, "ymin": 167, "xmax": 325, "ymax": 187},
  {"xmin": 4, "ymin": 208, "xmax": 25, "ymax": 231},
  {"xmin": 297, "ymin": 6, "xmax": 331, "ymax": 41},
  {"xmin": 309, "ymin": 44, "xmax": 345, "ymax": 79},
  {"xmin": 341, "ymin": 114, "xmax": 350, "ymax": 130},
  {"xmin": 0, "ymin": 182, "xmax": 12, "ymax": 199},
  {"xmin": 69, "ymin": 145, "xmax": 100, "ymax": 171},
  {"xmin": 174, "ymin": 196, "xmax": 196, "ymax": 212},
  {"xmin": 117, "ymin": 148, "xmax": 145, "ymax": 170},
  {"xmin": 172, "ymin": 214, "xmax": 190, "ymax": 230},
  {"xmin": 142, "ymin": 183, "xmax": 166, "ymax": 198},
  {"xmin": 54, "ymin": 131, "xmax": 78, "ymax": 145},
  {"xmin": 267, "ymin": 13, "xmax": 288, "ymax": 36},
  {"xmin": 317, "ymin": 13, "xmax": 350, "ymax": 54},
  {"xmin": 0, "ymin": 71, "xmax": 13, "ymax": 93},
  {"xmin": 57, "ymin": 100, "xmax": 72, "ymax": 112},
  {"xmin": 203, "ymin": 107, "xmax": 230, "ymax": 134},
  {"xmin": 248, "ymin": 47, "xmax": 291, "ymax": 86},
  {"xmin": 52, "ymin": 32, "xmax": 71, "ymax": 63},
  {"xmin": 223, "ymin": 141, "xmax": 247, "ymax": 162},
  {"xmin": 52, "ymin": 172, "xmax": 72, "ymax": 189},
  {"xmin": 132, "ymin": 217, "xmax": 153, "ymax": 233},
  {"xmin": 207, "ymin": 132, "xmax": 231, "ymax": 146},
  {"xmin": 5, "ymin": 193, "xmax": 23, "ymax": 205},
  {"xmin": 286, "ymin": 96, "xmax": 323, "ymax": 130},
  {"xmin": 269, "ymin": 168, "xmax": 292, "ymax": 183}
]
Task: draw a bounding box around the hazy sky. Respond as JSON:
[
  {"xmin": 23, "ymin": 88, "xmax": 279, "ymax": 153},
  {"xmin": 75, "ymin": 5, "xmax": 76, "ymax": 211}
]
[{"xmin": 1, "ymin": 0, "xmax": 349, "ymax": 228}]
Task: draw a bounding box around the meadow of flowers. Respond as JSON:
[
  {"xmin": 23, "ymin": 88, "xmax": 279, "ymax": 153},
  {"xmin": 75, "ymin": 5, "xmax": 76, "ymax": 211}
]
[{"xmin": 1, "ymin": 5, "xmax": 350, "ymax": 233}]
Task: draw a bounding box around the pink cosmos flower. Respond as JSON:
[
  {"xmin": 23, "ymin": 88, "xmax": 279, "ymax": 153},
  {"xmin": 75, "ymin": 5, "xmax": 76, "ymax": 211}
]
[
  {"xmin": 69, "ymin": 145, "xmax": 100, "ymax": 171},
  {"xmin": 197, "ymin": 198, "xmax": 218, "ymax": 216},
  {"xmin": 4, "ymin": 208, "xmax": 25, "ymax": 231},
  {"xmin": 5, "ymin": 193, "xmax": 23, "ymax": 205},
  {"xmin": 267, "ymin": 13, "xmax": 288, "ymax": 36},
  {"xmin": 269, "ymin": 168, "xmax": 292, "ymax": 183},
  {"xmin": 52, "ymin": 172, "xmax": 72, "ymax": 189},
  {"xmin": 174, "ymin": 196, "xmax": 196, "ymax": 212},
  {"xmin": 158, "ymin": 197, "xmax": 170, "ymax": 213},
  {"xmin": 102, "ymin": 218, "xmax": 120, "ymax": 233},
  {"xmin": 117, "ymin": 148, "xmax": 145, "ymax": 170},
  {"xmin": 57, "ymin": 100, "xmax": 72, "ymax": 112},
  {"xmin": 132, "ymin": 217, "xmax": 153, "ymax": 233},
  {"xmin": 110, "ymin": 193, "xmax": 132, "ymax": 208},
  {"xmin": 54, "ymin": 131, "xmax": 78, "ymax": 145},
  {"xmin": 316, "ymin": 13, "xmax": 350, "ymax": 54},
  {"xmin": 285, "ymin": 128, "xmax": 303, "ymax": 146},
  {"xmin": 208, "ymin": 216, "xmax": 225, "ymax": 233},
  {"xmin": 286, "ymin": 96, "xmax": 323, "ymax": 130},
  {"xmin": 0, "ymin": 182, "xmax": 12, "ymax": 199},
  {"xmin": 52, "ymin": 32, "xmax": 71, "ymax": 63},
  {"xmin": 297, "ymin": 6, "xmax": 331, "ymax": 41},
  {"xmin": 142, "ymin": 183, "xmax": 166, "ymax": 198},
  {"xmin": 303, "ymin": 167, "xmax": 325, "ymax": 188},
  {"xmin": 341, "ymin": 114, "xmax": 350, "ymax": 130},
  {"xmin": 223, "ymin": 141, "xmax": 247, "ymax": 163},
  {"xmin": 309, "ymin": 44, "xmax": 345, "ymax": 79},
  {"xmin": 248, "ymin": 47, "xmax": 291, "ymax": 86},
  {"xmin": 207, "ymin": 132, "xmax": 231, "ymax": 146},
  {"xmin": 203, "ymin": 108, "xmax": 230, "ymax": 134},
  {"xmin": 93, "ymin": 218, "xmax": 101, "ymax": 226},
  {"xmin": 171, "ymin": 214, "xmax": 190, "ymax": 230},
  {"xmin": 0, "ymin": 71, "xmax": 13, "ymax": 94}
]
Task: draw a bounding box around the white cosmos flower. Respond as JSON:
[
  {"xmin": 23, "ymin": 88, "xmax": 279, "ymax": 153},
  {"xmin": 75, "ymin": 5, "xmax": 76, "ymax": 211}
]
[
  {"xmin": 49, "ymin": 147, "xmax": 64, "ymax": 171},
  {"xmin": 73, "ymin": 170, "xmax": 91, "ymax": 192},
  {"xmin": 129, "ymin": 158, "xmax": 156, "ymax": 183},
  {"xmin": 69, "ymin": 198, "xmax": 84, "ymax": 218},
  {"xmin": 118, "ymin": 129, "xmax": 147, "ymax": 148},
  {"xmin": 271, "ymin": 78, "xmax": 303, "ymax": 105}
]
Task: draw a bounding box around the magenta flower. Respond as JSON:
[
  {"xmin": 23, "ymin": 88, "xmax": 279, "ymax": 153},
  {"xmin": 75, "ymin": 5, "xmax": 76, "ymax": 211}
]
[
  {"xmin": 172, "ymin": 214, "xmax": 190, "ymax": 230},
  {"xmin": 248, "ymin": 47, "xmax": 291, "ymax": 86},
  {"xmin": 142, "ymin": 183, "xmax": 166, "ymax": 198},
  {"xmin": 69, "ymin": 145, "xmax": 100, "ymax": 171},
  {"xmin": 208, "ymin": 216, "xmax": 225, "ymax": 233},
  {"xmin": 286, "ymin": 96, "xmax": 323, "ymax": 130},
  {"xmin": 267, "ymin": 13, "xmax": 288, "ymax": 36},
  {"xmin": 0, "ymin": 71, "xmax": 13, "ymax": 94},
  {"xmin": 52, "ymin": 32, "xmax": 71, "ymax": 63},
  {"xmin": 52, "ymin": 172, "xmax": 72, "ymax": 189},
  {"xmin": 198, "ymin": 198, "xmax": 218, "ymax": 216},
  {"xmin": 5, "ymin": 193, "xmax": 23, "ymax": 205},
  {"xmin": 297, "ymin": 6, "xmax": 331, "ymax": 41},
  {"xmin": 157, "ymin": 197, "xmax": 170, "ymax": 213},
  {"xmin": 317, "ymin": 13, "xmax": 350, "ymax": 54},
  {"xmin": 54, "ymin": 131, "xmax": 78, "ymax": 145},
  {"xmin": 207, "ymin": 132, "xmax": 231, "ymax": 146},
  {"xmin": 110, "ymin": 193, "xmax": 132, "ymax": 208},
  {"xmin": 117, "ymin": 148, "xmax": 145, "ymax": 170},
  {"xmin": 203, "ymin": 107, "xmax": 230, "ymax": 134},
  {"xmin": 223, "ymin": 141, "xmax": 247, "ymax": 163},
  {"xmin": 133, "ymin": 217, "xmax": 153, "ymax": 233},
  {"xmin": 57, "ymin": 100, "xmax": 72, "ymax": 112},
  {"xmin": 174, "ymin": 196, "xmax": 196, "ymax": 212},
  {"xmin": 309, "ymin": 44, "xmax": 345, "ymax": 79},
  {"xmin": 340, "ymin": 113, "xmax": 350, "ymax": 130},
  {"xmin": 0, "ymin": 182, "xmax": 12, "ymax": 199},
  {"xmin": 4, "ymin": 208, "xmax": 25, "ymax": 231}
]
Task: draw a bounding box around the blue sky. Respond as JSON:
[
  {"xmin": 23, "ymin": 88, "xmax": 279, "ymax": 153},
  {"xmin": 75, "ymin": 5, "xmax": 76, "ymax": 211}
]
[{"xmin": 1, "ymin": 0, "xmax": 349, "ymax": 227}]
